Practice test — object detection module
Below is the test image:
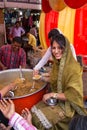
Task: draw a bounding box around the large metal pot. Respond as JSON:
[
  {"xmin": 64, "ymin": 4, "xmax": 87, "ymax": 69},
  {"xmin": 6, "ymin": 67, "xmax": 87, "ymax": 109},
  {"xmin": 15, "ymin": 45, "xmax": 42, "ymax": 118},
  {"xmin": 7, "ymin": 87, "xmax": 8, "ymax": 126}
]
[{"xmin": 0, "ymin": 69, "xmax": 47, "ymax": 113}]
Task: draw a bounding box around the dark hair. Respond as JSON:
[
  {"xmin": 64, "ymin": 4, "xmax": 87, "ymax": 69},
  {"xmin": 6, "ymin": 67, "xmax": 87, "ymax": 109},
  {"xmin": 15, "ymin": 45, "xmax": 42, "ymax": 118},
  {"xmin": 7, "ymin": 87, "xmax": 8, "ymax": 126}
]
[
  {"xmin": 69, "ymin": 115, "xmax": 87, "ymax": 130},
  {"xmin": 25, "ymin": 27, "xmax": 30, "ymax": 34},
  {"xmin": 51, "ymin": 34, "xmax": 66, "ymax": 49},
  {"xmin": 48, "ymin": 28, "xmax": 60, "ymax": 39},
  {"xmin": 12, "ymin": 37, "xmax": 23, "ymax": 45}
]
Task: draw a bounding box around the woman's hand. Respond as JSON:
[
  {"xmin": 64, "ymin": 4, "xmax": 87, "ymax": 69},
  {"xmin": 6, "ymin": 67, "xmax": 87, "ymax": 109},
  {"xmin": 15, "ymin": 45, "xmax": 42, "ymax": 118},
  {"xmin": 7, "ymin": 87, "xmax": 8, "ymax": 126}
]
[
  {"xmin": 43, "ymin": 92, "xmax": 66, "ymax": 103},
  {"xmin": 33, "ymin": 69, "xmax": 39, "ymax": 76},
  {"xmin": 42, "ymin": 93, "xmax": 54, "ymax": 103}
]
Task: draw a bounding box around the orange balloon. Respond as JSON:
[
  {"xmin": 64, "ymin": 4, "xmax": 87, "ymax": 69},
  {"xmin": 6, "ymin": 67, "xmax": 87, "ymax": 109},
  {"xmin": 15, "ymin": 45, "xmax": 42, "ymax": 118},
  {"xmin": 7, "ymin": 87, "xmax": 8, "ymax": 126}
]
[{"xmin": 49, "ymin": 0, "xmax": 66, "ymax": 11}]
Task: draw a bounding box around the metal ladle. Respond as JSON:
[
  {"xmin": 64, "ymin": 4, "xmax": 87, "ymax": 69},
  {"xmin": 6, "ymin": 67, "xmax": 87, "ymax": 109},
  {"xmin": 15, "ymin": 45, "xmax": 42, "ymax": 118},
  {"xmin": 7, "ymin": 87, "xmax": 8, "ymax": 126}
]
[
  {"xmin": 30, "ymin": 80, "xmax": 35, "ymax": 91},
  {"xmin": 19, "ymin": 66, "xmax": 25, "ymax": 81}
]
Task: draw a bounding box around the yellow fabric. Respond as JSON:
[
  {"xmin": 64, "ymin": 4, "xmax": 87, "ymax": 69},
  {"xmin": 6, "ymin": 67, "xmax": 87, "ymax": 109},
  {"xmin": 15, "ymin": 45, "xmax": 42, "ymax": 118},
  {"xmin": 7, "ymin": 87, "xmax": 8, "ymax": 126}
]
[
  {"xmin": 58, "ymin": 7, "xmax": 76, "ymax": 44},
  {"xmin": 27, "ymin": 33, "xmax": 36, "ymax": 48},
  {"xmin": 39, "ymin": 7, "xmax": 76, "ymax": 49},
  {"xmin": 39, "ymin": 11, "xmax": 47, "ymax": 49}
]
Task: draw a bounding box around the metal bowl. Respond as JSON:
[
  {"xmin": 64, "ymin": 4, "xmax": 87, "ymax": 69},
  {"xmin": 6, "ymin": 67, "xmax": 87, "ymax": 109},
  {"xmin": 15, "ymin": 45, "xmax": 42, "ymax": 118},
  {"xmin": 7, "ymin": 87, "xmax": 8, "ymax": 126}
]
[
  {"xmin": 46, "ymin": 97, "xmax": 58, "ymax": 106},
  {"xmin": 0, "ymin": 69, "xmax": 47, "ymax": 113}
]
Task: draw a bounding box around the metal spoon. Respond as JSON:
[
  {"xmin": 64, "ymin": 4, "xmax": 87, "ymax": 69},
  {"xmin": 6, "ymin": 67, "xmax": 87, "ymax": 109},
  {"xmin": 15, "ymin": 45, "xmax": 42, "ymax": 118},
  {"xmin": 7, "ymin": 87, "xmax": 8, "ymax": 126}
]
[
  {"xmin": 30, "ymin": 81, "xmax": 35, "ymax": 91},
  {"xmin": 19, "ymin": 66, "xmax": 25, "ymax": 81}
]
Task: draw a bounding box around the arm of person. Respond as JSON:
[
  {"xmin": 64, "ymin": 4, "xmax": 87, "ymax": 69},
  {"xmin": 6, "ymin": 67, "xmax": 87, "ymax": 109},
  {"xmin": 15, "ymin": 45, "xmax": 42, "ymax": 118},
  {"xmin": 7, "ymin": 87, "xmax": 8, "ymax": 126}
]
[
  {"xmin": 21, "ymin": 27, "xmax": 25, "ymax": 36},
  {"xmin": 9, "ymin": 112, "xmax": 37, "ymax": 130},
  {"xmin": 0, "ymin": 61, "xmax": 7, "ymax": 70},
  {"xmin": 20, "ymin": 49, "xmax": 26, "ymax": 68},
  {"xmin": 0, "ymin": 99, "xmax": 37, "ymax": 130},
  {"xmin": 34, "ymin": 46, "xmax": 52, "ymax": 70},
  {"xmin": 0, "ymin": 83, "xmax": 16, "ymax": 98},
  {"xmin": 42, "ymin": 92, "xmax": 66, "ymax": 103}
]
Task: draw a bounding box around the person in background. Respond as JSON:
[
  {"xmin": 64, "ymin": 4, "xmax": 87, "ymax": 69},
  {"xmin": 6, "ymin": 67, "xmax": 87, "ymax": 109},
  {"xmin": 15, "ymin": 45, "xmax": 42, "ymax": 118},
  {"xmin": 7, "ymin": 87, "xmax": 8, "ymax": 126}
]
[
  {"xmin": 69, "ymin": 115, "xmax": 87, "ymax": 130},
  {"xmin": 30, "ymin": 24, "xmax": 37, "ymax": 39},
  {"xmin": 31, "ymin": 33, "xmax": 86, "ymax": 130},
  {"xmin": 9, "ymin": 21, "xmax": 25, "ymax": 42},
  {"xmin": 33, "ymin": 28, "xmax": 77, "ymax": 75},
  {"xmin": 25, "ymin": 28, "xmax": 37, "ymax": 51},
  {"xmin": 0, "ymin": 99, "xmax": 37, "ymax": 130},
  {"xmin": 0, "ymin": 36, "xmax": 26, "ymax": 70}
]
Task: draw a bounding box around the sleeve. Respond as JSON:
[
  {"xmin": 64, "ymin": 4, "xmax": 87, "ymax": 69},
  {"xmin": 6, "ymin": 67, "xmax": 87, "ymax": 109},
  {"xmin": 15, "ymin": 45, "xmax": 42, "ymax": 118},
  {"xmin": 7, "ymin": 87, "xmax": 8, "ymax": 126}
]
[
  {"xmin": 34, "ymin": 46, "xmax": 52, "ymax": 70},
  {"xmin": 9, "ymin": 112, "xmax": 37, "ymax": 130}
]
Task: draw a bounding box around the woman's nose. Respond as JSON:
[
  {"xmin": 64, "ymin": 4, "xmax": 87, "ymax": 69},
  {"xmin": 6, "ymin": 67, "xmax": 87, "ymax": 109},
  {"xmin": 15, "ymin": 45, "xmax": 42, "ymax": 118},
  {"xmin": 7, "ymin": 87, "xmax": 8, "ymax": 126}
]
[{"xmin": 55, "ymin": 48, "xmax": 59, "ymax": 53}]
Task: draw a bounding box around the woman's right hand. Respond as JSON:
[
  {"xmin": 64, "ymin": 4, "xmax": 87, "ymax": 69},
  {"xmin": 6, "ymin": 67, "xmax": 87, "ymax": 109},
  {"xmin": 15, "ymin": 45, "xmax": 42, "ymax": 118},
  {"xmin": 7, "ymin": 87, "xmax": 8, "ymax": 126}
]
[{"xmin": 33, "ymin": 69, "xmax": 39, "ymax": 76}]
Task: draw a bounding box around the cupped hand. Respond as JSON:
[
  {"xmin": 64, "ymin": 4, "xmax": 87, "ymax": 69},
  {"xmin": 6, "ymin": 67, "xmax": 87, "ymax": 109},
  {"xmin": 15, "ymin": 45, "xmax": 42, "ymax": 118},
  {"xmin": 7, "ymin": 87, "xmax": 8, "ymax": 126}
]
[
  {"xmin": 42, "ymin": 93, "xmax": 54, "ymax": 103},
  {"xmin": 0, "ymin": 99, "xmax": 15, "ymax": 119}
]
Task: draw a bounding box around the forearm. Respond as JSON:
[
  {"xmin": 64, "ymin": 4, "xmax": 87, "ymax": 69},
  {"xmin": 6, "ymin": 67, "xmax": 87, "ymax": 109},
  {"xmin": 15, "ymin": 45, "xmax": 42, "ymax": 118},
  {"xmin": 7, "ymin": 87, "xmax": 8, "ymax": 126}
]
[
  {"xmin": 0, "ymin": 85, "xmax": 11, "ymax": 98},
  {"xmin": 9, "ymin": 112, "xmax": 37, "ymax": 130},
  {"xmin": 0, "ymin": 61, "xmax": 6, "ymax": 69},
  {"xmin": 51, "ymin": 92, "xmax": 66, "ymax": 101},
  {"xmin": 34, "ymin": 47, "xmax": 51, "ymax": 70}
]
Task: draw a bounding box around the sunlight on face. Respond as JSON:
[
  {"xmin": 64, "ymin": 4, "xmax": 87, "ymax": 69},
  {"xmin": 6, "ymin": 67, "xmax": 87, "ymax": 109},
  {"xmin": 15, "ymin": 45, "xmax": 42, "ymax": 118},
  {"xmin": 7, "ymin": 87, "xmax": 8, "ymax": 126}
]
[{"xmin": 51, "ymin": 41, "xmax": 63, "ymax": 60}]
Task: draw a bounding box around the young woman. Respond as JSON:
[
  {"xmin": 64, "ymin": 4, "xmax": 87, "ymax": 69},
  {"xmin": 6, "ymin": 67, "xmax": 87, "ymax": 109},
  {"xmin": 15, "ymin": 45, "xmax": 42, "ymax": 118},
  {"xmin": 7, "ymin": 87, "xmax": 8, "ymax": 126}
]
[
  {"xmin": 31, "ymin": 33, "xmax": 86, "ymax": 130},
  {"xmin": 33, "ymin": 28, "xmax": 77, "ymax": 75}
]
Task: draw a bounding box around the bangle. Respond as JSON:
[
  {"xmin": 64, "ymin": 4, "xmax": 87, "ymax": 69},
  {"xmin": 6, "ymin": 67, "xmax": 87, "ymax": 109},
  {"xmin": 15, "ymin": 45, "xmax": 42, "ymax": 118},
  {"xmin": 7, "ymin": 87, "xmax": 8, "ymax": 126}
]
[{"xmin": 53, "ymin": 93, "xmax": 58, "ymax": 99}]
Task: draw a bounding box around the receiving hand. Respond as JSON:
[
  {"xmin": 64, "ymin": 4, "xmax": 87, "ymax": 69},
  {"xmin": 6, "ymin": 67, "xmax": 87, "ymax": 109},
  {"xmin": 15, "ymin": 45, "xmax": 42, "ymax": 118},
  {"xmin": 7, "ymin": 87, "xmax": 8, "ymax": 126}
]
[
  {"xmin": 0, "ymin": 99, "xmax": 15, "ymax": 119},
  {"xmin": 21, "ymin": 108, "xmax": 32, "ymax": 125}
]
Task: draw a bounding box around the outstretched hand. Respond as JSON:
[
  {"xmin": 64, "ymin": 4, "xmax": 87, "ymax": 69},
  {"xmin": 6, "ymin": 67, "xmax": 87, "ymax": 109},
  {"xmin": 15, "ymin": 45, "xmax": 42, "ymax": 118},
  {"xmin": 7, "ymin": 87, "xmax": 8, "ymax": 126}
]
[
  {"xmin": 21, "ymin": 108, "xmax": 32, "ymax": 125},
  {"xmin": 0, "ymin": 99, "xmax": 15, "ymax": 119}
]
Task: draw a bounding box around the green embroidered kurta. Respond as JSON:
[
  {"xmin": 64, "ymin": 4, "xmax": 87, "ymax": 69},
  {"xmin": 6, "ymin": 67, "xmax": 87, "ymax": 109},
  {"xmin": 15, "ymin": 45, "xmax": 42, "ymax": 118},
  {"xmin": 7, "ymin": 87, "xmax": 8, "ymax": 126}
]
[{"xmin": 31, "ymin": 38, "xmax": 86, "ymax": 130}]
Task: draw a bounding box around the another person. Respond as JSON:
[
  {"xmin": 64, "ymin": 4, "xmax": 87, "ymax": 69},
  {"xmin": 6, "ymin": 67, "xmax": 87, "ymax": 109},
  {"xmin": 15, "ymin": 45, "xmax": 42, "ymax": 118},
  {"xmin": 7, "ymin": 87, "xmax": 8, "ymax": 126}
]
[
  {"xmin": 0, "ymin": 36, "xmax": 26, "ymax": 70},
  {"xmin": 26, "ymin": 28, "xmax": 37, "ymax": 50},
  {"xmin": 0, "ymin": 99, "xmax": 37, "ymax": 130},
  {"xmin": 69, "ymin": 115, "xmax": 87, "ymax": 130},
  {"xmin": 30, "ymin": 24, "xmax": 37, "ymax": 39},
  {"xmin": 9, "ymin": 21, "xmax": 25, "ymax": 41},
  {"xmin": 33, "ymin": 28, "xmax": 77, "ymax": 74},
  {"xmin": 31, "ymin": 33, "xmax": 86, "ymax": 130}
]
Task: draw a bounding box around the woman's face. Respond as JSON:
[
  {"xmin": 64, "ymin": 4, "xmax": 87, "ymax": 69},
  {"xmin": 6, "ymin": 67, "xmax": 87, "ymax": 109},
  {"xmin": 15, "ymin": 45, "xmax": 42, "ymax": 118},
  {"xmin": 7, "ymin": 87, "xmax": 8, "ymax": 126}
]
[{"xmin": 51, "ymin": 41, "xmax": 63, "ymax": 60}]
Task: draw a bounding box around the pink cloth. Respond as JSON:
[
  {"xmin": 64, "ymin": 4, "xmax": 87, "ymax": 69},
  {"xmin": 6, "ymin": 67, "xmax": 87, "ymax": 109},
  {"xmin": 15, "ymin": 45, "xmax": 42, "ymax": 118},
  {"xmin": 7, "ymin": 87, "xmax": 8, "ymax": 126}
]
[{"xmin": 9, "ymin": 112, "xmax": 37, "ymax": 130}]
